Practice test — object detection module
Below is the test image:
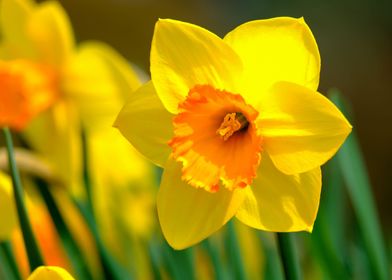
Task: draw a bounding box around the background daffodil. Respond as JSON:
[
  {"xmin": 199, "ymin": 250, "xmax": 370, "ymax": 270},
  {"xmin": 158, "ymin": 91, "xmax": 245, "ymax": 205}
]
[
  {"xmin": 27, "ymin": 266, "xmax": 75, "ymax": 280},
  {"xmin": 116, "ymin": 17, "xmax": 352, "ymax": 249},
  {"xmin": 0, "ymin": 0, "xmax": 144, "ymax": 198},
  {"xmin": 1, "ymin": 1, "xmax": 160, "ymax": 277}
]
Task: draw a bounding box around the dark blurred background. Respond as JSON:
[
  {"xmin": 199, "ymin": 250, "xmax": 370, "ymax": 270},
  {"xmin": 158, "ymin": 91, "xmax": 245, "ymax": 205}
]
[{"xmin": 53, "ymin": 0, "xmax": 392, "ymax": 233}]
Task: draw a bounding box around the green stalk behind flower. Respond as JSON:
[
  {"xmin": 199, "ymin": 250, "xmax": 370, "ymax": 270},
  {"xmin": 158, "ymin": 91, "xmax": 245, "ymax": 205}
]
[{"xmin": 2, "ymin": 127, "xmax": 44, "ymax": 271}]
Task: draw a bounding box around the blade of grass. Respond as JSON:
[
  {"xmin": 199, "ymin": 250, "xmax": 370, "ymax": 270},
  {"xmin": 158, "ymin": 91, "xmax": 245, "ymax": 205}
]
[
  {"xmin": 308, "ymin": 158, "xmax": 350, "ymax": 279},
  {"xmin": 225, "ymin": 221, "xmax": 246, "ymax": 280},
  {"xmin": 2, "ymin": 127, "xmax": 44, "ymax": 271},
  {"xmin": 34, "ymin": 177, "xmax": 93, "ymax": 280},
  {"xmin": 259, "ymin": 233, "xmax": 284, "ymax": 280},
  {"xmin": 147, "ymin": 239, "xmax": 162, "ymax": 280},
  {"xmin": 202, "ymin": 239, "xmax": 228, "ymax": 280},
  {"xmin": 0, "ymin": 241, "xmax": 21, "ymax": 280},
  {"xmin": 329, "ymin": 90, "xmax": 389, "ymax": 280},
  {"xmin": 161, "ymin": 241, "xmax": 195, "ymax": 280},
  {"xmin": 276, "ymin": 233, "xmax": 301, "ymax": 280},
  {"xmin": 74, "ymin": 198, "xmax": 130, "ymax": 280},
  {"xmin": 78, "ymin": 129, "xmax": 131, "ymax": 280}
]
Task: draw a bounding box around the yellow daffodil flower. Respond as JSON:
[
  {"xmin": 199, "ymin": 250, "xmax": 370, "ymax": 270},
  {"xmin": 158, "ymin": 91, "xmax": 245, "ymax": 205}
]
[
  {"xmin": 0, "ymin": 0, "xmax": 143, "ymax": 198},
  {"xmin": 1, "ymin": 2, "xmax": 157, "ymax": 274},
  {"xmin": 116, "ymin": 17, "xmax": 352, "ymax": 249},
  {"xmin": 27, "ymin": 266, "xmax": 75, "ymax": 280}
]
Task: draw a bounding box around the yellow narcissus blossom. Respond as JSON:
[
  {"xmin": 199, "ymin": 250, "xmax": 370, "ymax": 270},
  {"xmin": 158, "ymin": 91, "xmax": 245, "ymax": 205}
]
[
  {"xmin": 1, "ymin": 1, "xmax": 157, "ymax": 274},
  {"xmin": 116, "ymin": 18, "xmax": 352, "ymax": 249},
  {"xmin": 27, "ymin": 266, "xmax": 75, "ymax": 280},
  {"xmin": 0, "ymin": 0, "xmax": 143, "ymax": 198}
]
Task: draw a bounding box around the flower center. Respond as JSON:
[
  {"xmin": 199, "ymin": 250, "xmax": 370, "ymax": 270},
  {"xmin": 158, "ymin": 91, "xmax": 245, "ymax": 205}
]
[
  {"xmin": 216, "ymin": 112, "xmax": 249, "ymax": 141},
  {"xmin": 169, "ymin": 85, "xmax": 263, "ymax": 192}
]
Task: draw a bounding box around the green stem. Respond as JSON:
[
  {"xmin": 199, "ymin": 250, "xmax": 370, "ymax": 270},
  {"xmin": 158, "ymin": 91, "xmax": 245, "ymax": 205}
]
[
  {"xmin": 35, "ymin": 178, "xmax": 93, "ymax": 280},
  {"xmin": 0, "ymin": 241, "xmax": 22, "ymax": 280},
  {"xmin": 2, "ymin": 127, "xmax": 44, "ymax": 271},
  {"xmin": 276, "ymin": 233, "xmax": 301, "ymax": 280},
  {"xmin": 225, "ymin": 221, "xmax": 246, "ymax": 280},
  {"xmin": 329, "ymin": 90, "xmax": 389, "ymax": 280},
  {"xmin": 78, "ymin": 129, "xmax": 130, "ymax": 280},
  {"xmin": 202, "ymin": 239, "xmax": 227, "ymax": 280},
  {"xmin": 81, "ymin": 129, "xmax": 94, "ymax": 216}
]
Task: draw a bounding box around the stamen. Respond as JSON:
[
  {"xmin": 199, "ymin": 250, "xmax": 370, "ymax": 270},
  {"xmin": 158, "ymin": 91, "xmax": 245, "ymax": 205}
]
[{"xmin": 216, "ymin": 112, "xmax": 249, "ymax": 141}]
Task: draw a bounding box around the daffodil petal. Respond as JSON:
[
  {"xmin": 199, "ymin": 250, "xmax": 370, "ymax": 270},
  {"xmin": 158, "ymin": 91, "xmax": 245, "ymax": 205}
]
[
  {"xmin": 259, "ymin": 81, "xmax": 352, "ymax": 174},
  {"xmin": 224, "ymin": 17, "xmax": 320, "ymax": 107},
  {"xmin": 63, "ymin": 42, "xmax": 141, "ymax": 131},
  {"xmin": 27, "ymin": 266, "xmax": 75, "ymax": 280},
  {"xmin": 75, "ymin": 41, "xmax": 141, "ymax": 100},
  {"xmin": 23, "ymin": 101, "xmax": 83, "ymax": 198},
  {"xmin": 27, "ymin": 1, "xmax": 74, "ymax": 67},
  {"xmin": 0, "ymin": 172, "xmax": 17, "ymax": 240},
  {"xmin": 158, "ymin": 158, "xmax": 246, "ymax": 249},
  {"xmin": 151, "ymin": 19, "xmax": 243, "ymax": 114},
  {"xmin": 236, "ymin": 155, "xmax": 321, "ymax": 232},
  {"xmin": 0, "ymin": 0, "xmax": 37, "ymax": 59},
  {"xmin": 115, "ymin": 82, "xmax": 174, "ymax": 167}
]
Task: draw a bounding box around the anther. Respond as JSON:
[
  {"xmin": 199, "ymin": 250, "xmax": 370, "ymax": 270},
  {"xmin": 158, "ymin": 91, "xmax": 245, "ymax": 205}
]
[{"xmin": 216, "ymin": 112, "xmax": 249, "ymax": 141}]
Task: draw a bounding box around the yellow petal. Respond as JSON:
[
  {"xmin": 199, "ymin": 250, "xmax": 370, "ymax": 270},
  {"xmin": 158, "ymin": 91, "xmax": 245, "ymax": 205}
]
[
  {"xmin": 259, "ymin": 81, "xmax": 352, "ymax": 174},
  {"xmin": 27, "ymin": 266, "xmax": 75, "ymax": 280},
  {"xmin": 0, "ymin": 0, "xmax": 37, "ymax": 59},
  {"xmin": 0, "ymin": 172, "xmax": 17, "ymax": 240},
  {"xmin": 224, "ymin": 17, "xmax": 320, "ymax": 107},
  {"xmin": 236, "ymin": 155, "xmax": 321, "ymax": 232},
  {"xmin": 157, "ymin": 158, "xmax": 245, "ymax": 249},
  {"xmin": 27, "ymin": 1, "xmax": 74, "ymax": 67},
  {"xmin": 63, "ymin": 42, "xmax": 141, "ymax": 131},
  {"xmin": 151, "ymin": 19, "xmax": 243, "ymax": 114},
  {"xmin": 23, "ymin": 101, "xmax": 83, "ymax": 198},
  {"xmin": 74, "ymin": 41, "xmax": 141, "ymax": 100},
  {"xmin": 115, "ymin": 82, "xmax": 174, "ymax": 167}
]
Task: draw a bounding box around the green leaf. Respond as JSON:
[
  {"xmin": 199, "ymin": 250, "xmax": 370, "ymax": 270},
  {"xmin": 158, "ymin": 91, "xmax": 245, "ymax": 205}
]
[
  {"xmin": 0, "ymin": 241, "xmax": 21, "ymax": 280},
  {"xmin": 34, "ymin": 178, "xmax": 94, "ymax": 280},
  {"xmin": 329, "ymin": 90, "xmax": 390, "ymax": 280},
  {"xmin": 161, "ymin": 241, "xmax": 195, "ymax": 280},
  {"xmin": 2, "ymin": 127, "xmax": 44, "ymax": 271},
  {"xmin": 202, "ymin": 238, "xmax": 228, "ymax": 280},
  {"xmin": 259, "ymin": 233, "xmax": 284, "ymax": 280},
  {"xmin": 224, "ymin": 221, "xmax": 247, "ymax": 280},
  {"xmin": 276, "ymin": 233, "xmax": 301, "ymax": 280},
  {"xmin": 308, "ymin": 157, "xmax": 350, "ymax": 279}
]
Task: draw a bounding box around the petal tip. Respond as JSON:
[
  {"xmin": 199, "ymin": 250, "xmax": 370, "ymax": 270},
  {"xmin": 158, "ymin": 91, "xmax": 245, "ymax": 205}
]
[{"xmin": 305, "ymin": 224, "xmax": 314, "ymax": 233}]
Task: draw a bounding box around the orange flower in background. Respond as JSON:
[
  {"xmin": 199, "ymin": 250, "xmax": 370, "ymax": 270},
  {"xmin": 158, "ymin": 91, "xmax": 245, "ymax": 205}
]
[
  {"xmin": 0, "ymin": 60, "xmax": 57, "ymax": 130},
  {"xmin": 116, "ymin": 17, "xmax": 352, "ymax": 249}
]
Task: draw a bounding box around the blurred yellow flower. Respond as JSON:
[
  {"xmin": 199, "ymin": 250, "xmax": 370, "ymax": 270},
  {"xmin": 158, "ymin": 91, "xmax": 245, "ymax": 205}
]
[
  {"xmin": 0, "ymin": 0, "xmax": 143, "ymax": 197},
  {"xmin": 116, "ymin": 17, "xmax": 352, "ymax": 249},
  {"xmin": 0, "ymin": 173, "xmax": 17, "ymax": 240},
  {"xmin": 0, "ymin": 1, "xmax": 157, "ymax": 274},
  {"xmin": 27, "ymin": 266, "xmax": 75, "ymax": 280}
]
